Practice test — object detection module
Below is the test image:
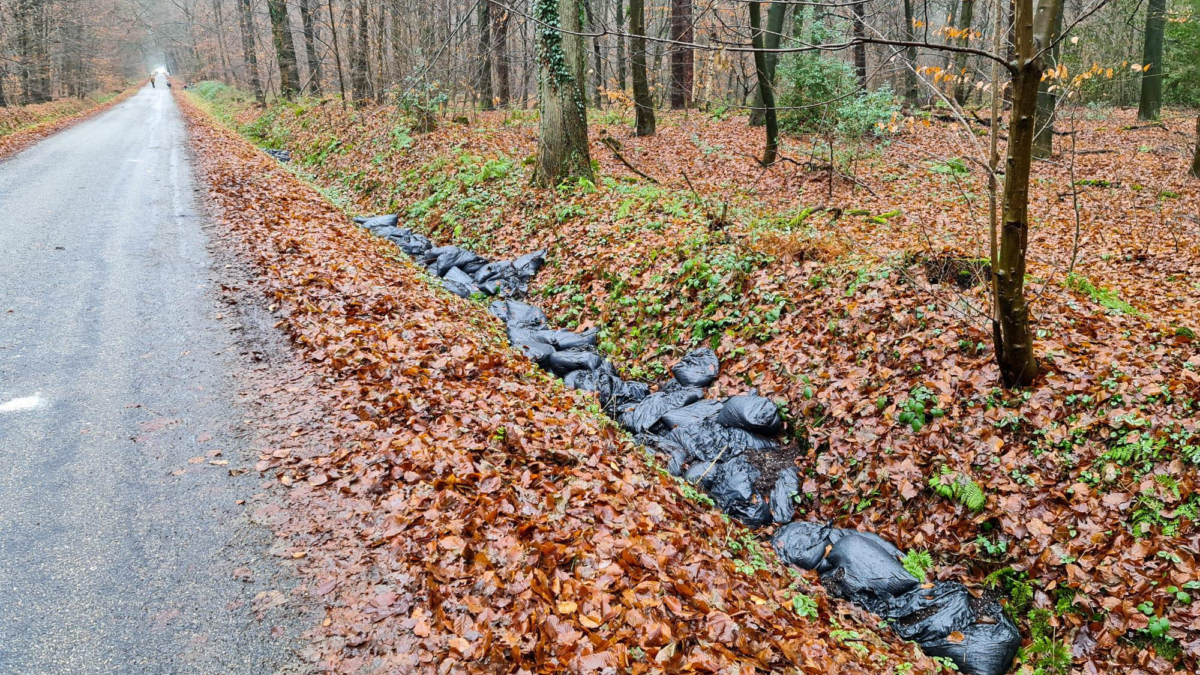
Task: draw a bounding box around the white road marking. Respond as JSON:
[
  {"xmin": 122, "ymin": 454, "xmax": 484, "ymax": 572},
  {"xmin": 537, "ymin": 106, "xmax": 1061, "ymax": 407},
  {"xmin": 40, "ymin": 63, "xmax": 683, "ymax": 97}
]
[{"xmin": 0, "ymin": 394, "xmax": 45, "ymax": 413}]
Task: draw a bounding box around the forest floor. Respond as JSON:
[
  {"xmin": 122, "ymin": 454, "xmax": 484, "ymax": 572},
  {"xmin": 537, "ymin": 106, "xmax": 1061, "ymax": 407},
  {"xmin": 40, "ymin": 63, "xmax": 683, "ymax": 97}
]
[
  {"xmin": 0, "ymin": 88, "xmax": 135, "ymax": 160},
  {"xmin": 189, "ymin": 85, "xmax": 1200, "ymax": 674}
]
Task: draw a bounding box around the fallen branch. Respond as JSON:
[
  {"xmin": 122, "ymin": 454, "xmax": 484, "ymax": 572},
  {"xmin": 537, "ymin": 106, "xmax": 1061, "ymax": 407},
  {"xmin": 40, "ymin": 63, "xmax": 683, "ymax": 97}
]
[
  {"xmin": 599, "ymin": 130, "xmax": 658, "ymax": 184},
  {"xmin": 780, "ymin": 155, "xmax": 880, "ymax": 197}
]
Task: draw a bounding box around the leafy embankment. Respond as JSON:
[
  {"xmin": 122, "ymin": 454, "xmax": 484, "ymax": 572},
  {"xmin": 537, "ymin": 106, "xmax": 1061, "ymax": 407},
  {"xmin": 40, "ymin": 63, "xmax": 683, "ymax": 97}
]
[
  {"xmin": 0, "ymin": 88, "xmax": 134, "ymax": 160},
  {"xmin": 178, "ymin": 93, "xmax": 933, "ymax": 672},
  {"xmin": 191, "ymin": 81, "xmax": 1200, "ymax": 673}
]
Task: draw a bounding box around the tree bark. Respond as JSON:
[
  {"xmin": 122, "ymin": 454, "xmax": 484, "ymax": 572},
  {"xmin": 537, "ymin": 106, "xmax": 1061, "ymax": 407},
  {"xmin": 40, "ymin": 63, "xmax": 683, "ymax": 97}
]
[
  {"xmin": 994, "ymin": 0, "xmax": 1045, "ymax": 388},
  {"xmin": 1032, "ymin": 0, "xmax": 1063, "ymax": 158},
  {"xmin": 238, "ymin": 0, "xmax": 265, "ymax": 103},
  {"xmin": 853, "ymin": 1, "xmax": 867, "ymax": 85},
  {"xmin": 749, "ymin": 1, "xmax": 786, "ymax": 127},
  {"xmin": 902, "ymin": 0, "xmax": 918, "ymax": 104},
  {"xmin": 669, "ymin": 0, "xmax": 693, "ymax": 108},
  {"xmin": 952, "ymin": 0, "xmax": 976, "ymax": 104},
  {"xmin": 1191, "ymin": 116, "xmax": 1200, "ymax": 178},
  {"xmin": 477, "ymin": 0, "xmax": 494, "ymax": 109},
  {"xmin": 616, "ymin": 0, "xmax": 627, "ymax": 90},
  {"xmin": 267, "ymin": 0, "xmax": 302, "ymax": 98},
  {"xmin": 1136, "ymin": 0, "xmax": 1165, "ymax": 120},
  {"xmin": 298, "ymin": 0, "xmax": 322, "ymax": 94},
  {"xmin": 583, "ymin": 0, "xmax": 603, "ymax": 108},
  {"xmin": 326, "ymin": 0, "xmax": 347, "ymax": 103},
  {"xmin": 350, "ymin": 0, "xmax": 369, "ymax": 102},
  {"xmin": 749, "ymin": 2, "xmax": 778, "ymax": 165},
  {"xmin": 534, "ymin": 0, "xmax": 594, "ymax": 186},
  {"xmin": 629, "ymin": 0, "xmax": 655, "ymax": 135},
  {"xmin": 493, "ymin": 1, "xmax": 511, "ymax": 106}
]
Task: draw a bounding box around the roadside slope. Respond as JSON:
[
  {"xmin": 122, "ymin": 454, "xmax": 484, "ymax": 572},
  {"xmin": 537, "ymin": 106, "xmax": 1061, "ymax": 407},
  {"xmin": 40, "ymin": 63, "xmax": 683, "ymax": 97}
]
[
  {"xmin": 178, "ymin": 94, "xmax": 934, "ymax": 672},
  {"xmin": 0, "ymin": 87, "xmax": 136, "ymax": 161}
]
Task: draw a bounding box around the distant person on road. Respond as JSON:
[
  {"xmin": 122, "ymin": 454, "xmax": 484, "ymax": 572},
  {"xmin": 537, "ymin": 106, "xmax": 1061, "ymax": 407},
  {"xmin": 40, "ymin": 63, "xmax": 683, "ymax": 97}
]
[{"xmin": 150, "ymin": 77, "xmax": 155, "ymax": 89}]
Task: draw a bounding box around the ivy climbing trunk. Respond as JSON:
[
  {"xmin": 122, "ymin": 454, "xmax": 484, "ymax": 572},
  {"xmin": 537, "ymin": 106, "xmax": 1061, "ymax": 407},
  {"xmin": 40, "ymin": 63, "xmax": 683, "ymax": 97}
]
[
  {"xmin": 534, "ymin": 0, "xmax": 594, "ymax": 186},
  {"xmin": 749, "ymin": 2, "xmax": 778, "ymax": 165},
  {"xmin": 993, "ymin": 0, "xmax": 1048, "ymax": 388},
  {"xmin": 267, "ymin": 0, "xmax": 302, "ymax": 98},
  {"xmin": 1136, "ymin": 0, "xmax": 1165, "ymax": 120},
  {"xmin": 1032, "ymin": 0, "xmax": 1063, "ymax": 159},
  {"xmin": 749, "ymin": 2, "xmax": 786, "ymax": 127},
  {"xmin": 629, "ymin": 0, "xmax": 655, "ymax": 136}
]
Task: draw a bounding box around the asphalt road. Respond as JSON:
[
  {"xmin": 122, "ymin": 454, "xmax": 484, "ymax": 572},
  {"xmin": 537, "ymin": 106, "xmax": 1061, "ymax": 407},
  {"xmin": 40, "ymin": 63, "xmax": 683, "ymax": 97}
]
[{"xmin": 0, "ymin": 83, "xmax": 304, "ymax": 672}]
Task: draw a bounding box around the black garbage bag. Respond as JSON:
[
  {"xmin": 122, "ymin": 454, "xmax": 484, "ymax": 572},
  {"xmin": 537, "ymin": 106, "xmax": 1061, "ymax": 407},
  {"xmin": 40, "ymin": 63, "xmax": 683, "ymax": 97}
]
[
  {"xmin": 726, "ymin": 494, "xmax": 773, "ymax": 528},
  {"xmin": 880, "ymin": 581, "xmax": 977, "ymax": 643},
  {"xmin": 354, "ymin": 214, "xmax": 399, "ymax": 229},
  {"xmin": 770, "ymin": 467, "xmax": 800, "ymax": 524},
  {"xmin": 385, "ymin": 230, "xmax": 414, "ymax": 245},
  {"xmin": 399, "ymin": 233, "xmax": 432, "ymax": 257},
  {"xmin": 491, "ymin": 300, "xmax": 547, "ymax": 329},
  {"xmin": 474, "ymin": 261, "xmax": 527, "ymax": 297},
  {"xmin": 771, "ymin": 521, "xmax": 836, "ymax": 571},
  {"xmin": 433, "ymin": 247, "xmax": 488, "ymax": 277},
  {"xmin": 474, "ymin": 261, "xmax": 516, "ymax": 284},
  {"xmin": 717, "ymin": 395, "xmax": 784, "ymax": 436},
  {"xmin": 374, "ymin": 225, "xmax": 405, "ymax": 239},
  {"xmin": 671, "ymin": 348, "xmax": 720, "ymax": 388},
  {"xmin": 513, "ymin": 249, "xmax": 546, "ymax": 280},
  {"xmin": 820, "ymin": 532, "xmax": 919, "ymax": 611},
  {"xmin": 516, "ymin": 341, "xmax": 555, "ymax": 366},
  {"xmin": 663, "ymin": 420, "xmax": 777, "ymax": 463},
  {"xmin": 545, "ymin": 348, "xmax": 604, "ymax": 377},
  {"xmin": 666, "ymin": 447, "xmax": 688, "ymax": 476},
  {"xmin": 608, "ymin": 379, "xmax": 650, "ymax": 412},
  {"xmin": 619, "ymin": 388, "xmax": 703, "ymax": 433},
  {"xmin": 705, "ymin": 456, "xmax": 759, "ymax": 509},
  {"xmin": 827, "ymin": 527, "xmax": 904, "ymax": 559},
  {"xmin": 526, "ymin": 328, "xmax": 598, "ymax": 350},
  {"xmin": 658, "ymin": 399, "xmax": 724, "ymax": 430},
  {"xmin": 918, "ymin": 611, "xmax": 1021, "ymax": 675}
]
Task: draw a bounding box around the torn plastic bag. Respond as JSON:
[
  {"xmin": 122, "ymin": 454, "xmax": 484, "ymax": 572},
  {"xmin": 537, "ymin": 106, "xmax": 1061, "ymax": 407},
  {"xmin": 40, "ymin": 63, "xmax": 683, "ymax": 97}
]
[
  {"xmin": 917, "ymin": 611, "xmax": 1021, "ymax": 675},
  {"xmin": 513, "ymin": 249, "xmax": 546, "ymax": 280},
  {"xmin": 398, "ymin": 233, "xmax": 432, "ymax": 257},
  {"xmin": 490, "ymin": 300, "xmax": 546, "ymax": 329},
  {"xmin": 820, "ymin": 532, "xmax": 919, "ymax": 611},
  {"xmin": 354, "ymin": 214, "xmax": 398, "ymax": 229},
  {"xmin": 545, "ymin": 348, "xmax": 604, "ymax": 377},
  {"xmin": 770, "ymin": 467, "xmax": 800, "ymax": 524},
  {"xmin": 657, "ymin": 399, "xmax": 724, "ymax": 430},
  {"xmin": 880, "ymin": 581, "xmax": 976, "ymax": 644},
  {"xmin": 474, "ymin": 262, "xmax": 527, "ymax": 297},
  {"xmin": 663, "ymin": 420, "xmax": 776, "ymax": 463},
  {"xmin": 433, "ymin": 247, "xmax": 488, "ymax": 277},
  {"xmin": 618, "ymin": 388, "xmax": 703, "ymax": 433},
  {"xmin": 671, "ymin": 348, "xmax": 720, "ymax": 388},
  {"xmin": 717, "ymin": 395, "xmax": 784, "ymax": 436},
  {"xmin": 771, "ymin": 521, "xmax": 836, "ymax": 571}
]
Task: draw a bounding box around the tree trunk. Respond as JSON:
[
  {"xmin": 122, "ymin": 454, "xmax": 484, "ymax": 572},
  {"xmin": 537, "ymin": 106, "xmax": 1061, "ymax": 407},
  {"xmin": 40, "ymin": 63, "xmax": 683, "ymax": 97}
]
[
  {"xmin": 903, "ymin": 0, "xmax": 918, "ymax": 104},
  {"xmin": 749, "ymin": 1, "xmax": 786, "ymax": 126},
  {"xmin": 1032, "ymin": 0, "xmax": 1063, "ymax": 158},
  {"xmin": 1137, "ymin": 0, "xmax": 1165, "ymax": 120},
  {"xmin": 351, "ymin": 0, "xmax": 369, "ymax": 102},
  {"xmin": 669, "ymin": 0, "xmax": 693, "ymax": 108},
  {"xmin": 583, "ymin": 0, "xmax": 602, "ymax": 108},
  {"xmin": 629, "ymin": 0, "xmax": 655, "ymax": 135},
  {"xmin": 1191, "ymin": 116, "xmax": 1200, "ymax": 178},
  {"xmin": 616, "ymin": 0, "xmax": 627, "ymax": 91},
  {"xmin": 238, "ymin": 0, "xmax": 265, "ymax": 102},
  {"xmin": 952, "ymin": 0, "xmax": 976, "ymax": 104},
  {"xmin": 994, "ymin": 0, "xmax": 1044, "ymax": 388},
  {"xmin": 326, "ymin": 0, "xmax": 347, "ymax": 103},
  {"xmin": 477, "ymin": 0, "xmax": 494, "ymax": 109},
  {"xmin": 268, "ymin": 0, "xmax": 302, "ymax": 98},
  {"xmin": 298, "ymin": 0, "xmax": 322, "ymax": 94},
  {"xmin": 493, "ymin": 2, "xmax": 511, "ymax": 106},
  {"xmin": 534, "ymin": 0, "xmax": 594, "ymax": 186},
  {"xmin": 749, "ymin": 2, "xmax": 778, "ymax": 165},
  {"xmin": 853, "ymin": 1, "xmax": 867, "ymax": 85}
]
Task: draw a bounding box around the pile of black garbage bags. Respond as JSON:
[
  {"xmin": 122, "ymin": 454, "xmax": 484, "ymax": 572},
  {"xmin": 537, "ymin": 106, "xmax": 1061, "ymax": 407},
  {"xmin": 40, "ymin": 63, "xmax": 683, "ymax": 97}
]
[{"xmin": 352, "ymin": 214, "xmax": 1021, "ymax": 675}]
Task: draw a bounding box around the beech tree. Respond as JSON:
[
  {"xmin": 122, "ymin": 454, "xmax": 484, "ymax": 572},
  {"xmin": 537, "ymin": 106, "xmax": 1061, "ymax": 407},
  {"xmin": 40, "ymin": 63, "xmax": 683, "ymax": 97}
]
[
  {"xmin": 533, "ymin": 0, "xmax": 593, "ymax": 186},
  {"xmin": 267, "ymin": 0, "xmax": 301, "ymax": 97},
  {"xmin": 669, "ymin": 0, "xmax": 693, "ymax": 108},
  {"xmin": 748, "ymin": 1, "xmax": 778, "ymax": 164},
  {"xmin": 1137, "ymin": 0, "xmax": 1166, "ymax": 120},
  {"xmin": 629, "ymin": 0, "xmax": 654, "ymax": 135}
]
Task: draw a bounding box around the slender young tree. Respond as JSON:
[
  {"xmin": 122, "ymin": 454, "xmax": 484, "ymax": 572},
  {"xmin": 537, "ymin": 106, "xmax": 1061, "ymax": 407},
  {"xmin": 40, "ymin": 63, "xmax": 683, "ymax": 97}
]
[
  {"xmin": 903, "ymin": 0, "xmax": 918, "ymax": 103},
  {"xmin": 477, "ymin": 0, "xmax": 494, "ymax": 109},
  {"xmin": 533, "ymin": 0, "xmax": 593, "ymax": 185},
  {"xmin": 1191, "ymin": 116, "xmax": 1200, "ymax": 178},
  {"xmin": 669, "ymin": 0, "xmax": 693, "ymax": 108},
  {"xmin": 237, "ymin": 0, "xmax": 265, "ymax": 102},
  {"xmin": 1032, "ymin": 0, "xmax": 1063, "ymax": 158},
  {"xmin": 298, "ymin": 0, "xmax": 322, "ymax": 94},
  {"xmin": 749, "ymin": 1, "xmax": 786, "ymax": 126},
  {"xmin": 615, "ymin": 0, "xmax": 626, "ymax": 90},
  {"xmin": 492, "ymin": 1, "xmax": 511, "ymax": 106},
  {"xmin": 267, "ymin": 0, "xmax": 302, "ymax": 98},
  {"xmin": 748, "ymin": 1, "xmax": 778, "ymax": 164},
  {"xmin": 1137, "ymin": 0, "xmax": 1165, "ymax": 120},
  {"xmin": 951, "ymin": 0, "xmax": 976, "ymax": 104},
  {"xmin": 350, "ymin": 0, "xmax": 369, "ymax": 102},
  {"xmin": 853, "ymin": 0, "xmax": 867, "ymax": 84},
  {"xmin": 629, "ymin": 0, "xmax": 655, "ymax": 135}
]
